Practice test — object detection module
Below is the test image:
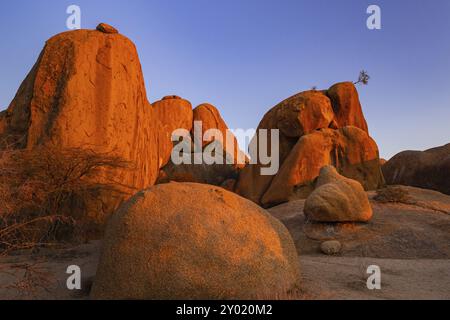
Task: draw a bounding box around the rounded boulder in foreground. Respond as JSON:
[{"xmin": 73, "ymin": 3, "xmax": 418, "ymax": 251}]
[{"xmin": 91, "ymin": 182, "xmax": 300, "ymax": 300}]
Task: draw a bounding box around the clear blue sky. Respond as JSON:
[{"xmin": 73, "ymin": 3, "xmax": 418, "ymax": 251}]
[{"xmin": 1, "ymin": 0, "xmax": 449, "ymax": 159}]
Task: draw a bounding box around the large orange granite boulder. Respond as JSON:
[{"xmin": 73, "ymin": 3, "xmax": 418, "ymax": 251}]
[
  {"xmin": 192, "ymin": 103, "xmax": 245, "ymax": 166},
  {"xmin": 0, "ymin": 27, "xmax": 165, "ymax": 220},
  {"xmin": 327, "ymin": 82, "xmax": 369, "ymax": 133},
  {"xmin": 91, "ymin": 182, "xmax": 300, "ymax": 299},
  {"xmin": 258, "ymin": 90, "xmax": 335, "ymax": 138}
]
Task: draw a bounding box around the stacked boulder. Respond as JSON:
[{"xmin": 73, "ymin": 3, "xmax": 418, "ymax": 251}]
[
  {"xmin": 156, "ymin": 102, "xmax": 246, "ymax": 187},
  {"xmin": 236, "ymin": 83, "xmax": 385, "ymax": 207},
  {"xmin": 304, "ymin": 166, "xmax": 373, "ymax": 223}
]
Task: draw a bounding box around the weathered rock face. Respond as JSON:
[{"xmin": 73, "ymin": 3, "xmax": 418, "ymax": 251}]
[
  {"xmin": 156, "ymin": 154, "xmax": 239, "ymax": 186},
  {"xmin": 192, "ymin": 103, "xmax": 245, "ymax": 166},
  {"xmin": 235, "ymin": 132, "xmax": 297, "ymax": 204},
  {"xmin": 91, "ymin": 182, "xmax": 301, "ymax": 300},
  {"xmin": 0, "ymin": 29, "xmax": 163, "ymax": 218},
  {"xmin": 153, "ymin": 96, "xmax": 193, "ymax": 168},
  {"xmin": 259, "ymin": 90, "xmax": 335, "ymax": 138},
  {"xmin": 153, "ymin": 96, "xmax": 193, "ymax": 134},
  {"xmin": 261, "ymin": 127, "xmax": 383, "ymax": 207},
  {"xmin": 1, "ymin": 26, "xmax": 247, "ymax": 207},
  {"xmin": 234, "ymin": 91, "xmax": 334, "ymax": 204},
  {"xmin": 0, "ymin": 57, "xmax": 42, "ymax": 144},
  {"xmin": 96, "ymin": 23, "xmax": 119, "ymax": 34},
  {"xmin": 327, "ymin": 82, "xmax": 369, "ymax": 133},
  {"xmin": 304, "ymin": 166, "xmax": 373, "ymax": 223},
  {"xmin": 383, "ymin": 144, "xmax": 450, "ymax": 195},
  {"xmin": 0, "ymin": 111, "xmax": 6, "ymax": 136},
  {"xmin": 0, "ymin": 110, "xmax": 12, "ymax": 148},
  {"xmin": 236, "ymin": 83, "xmax": 383, "ymax": 207},
  {"xmin": 156, "ymin": 103, "xmax": 246, "ymax": 187},
  {"xmin": 193, "ymin": 103, "xmax": 229, "ymax": 146}
]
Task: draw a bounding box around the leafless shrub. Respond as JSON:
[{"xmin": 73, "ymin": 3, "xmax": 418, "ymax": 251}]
[
  {"xmin": 1, "ymin": 261, "xmax": 55, "ymax": 299},
  {"xmin": 354, "ymin": 70, "xmax": 370, "ymax": 85},
  {"xmin": 374, "ymin": 186, "xmax": 411, "ymax": 203},
  {"xmin": 0, "ymin": 144, "xmax": 130, "ymax": 256}
]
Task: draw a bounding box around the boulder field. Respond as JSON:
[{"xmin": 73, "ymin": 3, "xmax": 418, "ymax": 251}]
[
  {"xmin": 0, "ymin": 24, "xmax": 386, "ymax": 214},
  {"xmin": 1, "ymin": 184, "xmax": 448, "ymax": 300},
  {"xmin": 1, "ymin": 23, "xmax": 449, "ymax": 301},
  {"xmin": 0, "ymin": 25, "xmax": 244, "ymax": 223}
]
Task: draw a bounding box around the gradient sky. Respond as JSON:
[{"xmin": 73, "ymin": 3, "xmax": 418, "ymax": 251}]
[{"xmin": 0, "ymin": 0, "xmax": 449, "ymax": 159}]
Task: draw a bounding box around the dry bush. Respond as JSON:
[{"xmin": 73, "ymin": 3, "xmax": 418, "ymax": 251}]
[
  {"xmin": 354, "ymin": 70, "xmax": 370, "ymax": 85},
  {"xmin": 1, "ymin": 260, "xmax": 55, "ymax": 299},
  {"xmin": 374, "ymin": 186, "xmax": 410, "ymax": 203},
  {"xmin": 0, "ymin": 144, "xmax": 130, "ymax": 255}
]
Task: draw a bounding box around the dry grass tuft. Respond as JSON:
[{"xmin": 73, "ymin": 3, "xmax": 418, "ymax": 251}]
[{"xmin": 374, "ymin": 186, "xmax": 411, "ymax": 204}]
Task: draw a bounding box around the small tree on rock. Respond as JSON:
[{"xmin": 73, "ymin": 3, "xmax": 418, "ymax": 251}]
[{"xmin": 354, "ymin": 70, "xmax": 370, "ymax": 85}]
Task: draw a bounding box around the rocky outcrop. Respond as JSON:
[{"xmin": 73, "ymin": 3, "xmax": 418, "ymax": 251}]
[
  {"xmin": 268, "ymin": 185, "xmax": 450, "ymax": 259},
  {"xmin": 1, "ymin": 28, "xmax": 227, "ymax": 230},
  {"xmin": 261, "ymin": 126, "xmax": 382, "ymax": 207},
  {"xmin": 156, "ymin": 153, "xmax": 238, "ymax": 186},
  {"xmin": 258, "ymin": 90, "xmax": 335, "ymax": 138},
  {"xmin": 153, "ymin": 96, "xmax": 193, "ymax": 134},
  {"xmin": 382, "ymin": 144, "xmax": 450, "ymax": 195},
  {"xmin": 192, "ymin": 103, "xmax": 245, "ymax": 165},
  {"xmin": 153, "ymin": 96, "xmax": 193, "ymax": 168},
  {"xmin": 0, "ymin": 26, "xmax": 246, "ymax": 224},
  {"xmin": 326, "ymin": 82, "xmax": 369, "ymax": 133},
  {"xmin": 0, "ymin": 111, "xmax": 6, "ymax": 137},
  {"xmin": 91, "ymin": 182, "xmax": 300, "ymax": 300},
  {"xmin": 1, "ymin": 28, "xmax": 161, "ymax": 199},
  {"xmin": 304, "ymin": 166, "xmax": 373, "ymax": 223},
  {"xmin": 156, "ymin": 103, "xmax": 246, "ymax": 187},
  {"xmin": 236, "ymin": 83, "xmax": 384, "ymax": 207}
]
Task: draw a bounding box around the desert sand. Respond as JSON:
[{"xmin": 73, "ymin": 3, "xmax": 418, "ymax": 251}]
[{"xmin": 1, "ymin": 186, "xmax": 448, "ymax": 300}]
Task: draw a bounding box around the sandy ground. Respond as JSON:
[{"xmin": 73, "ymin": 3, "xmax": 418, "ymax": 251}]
[
  {"xmin": 1, "ymin": 241, "xmax": 448, "ymax": 300},
  {"xmin": 300, "ymin": 256, "xmax": 449, "ymax": 299},
  {"xmin": 0, "ymin": 186, "xmax": 449, "ymax": 300}
]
